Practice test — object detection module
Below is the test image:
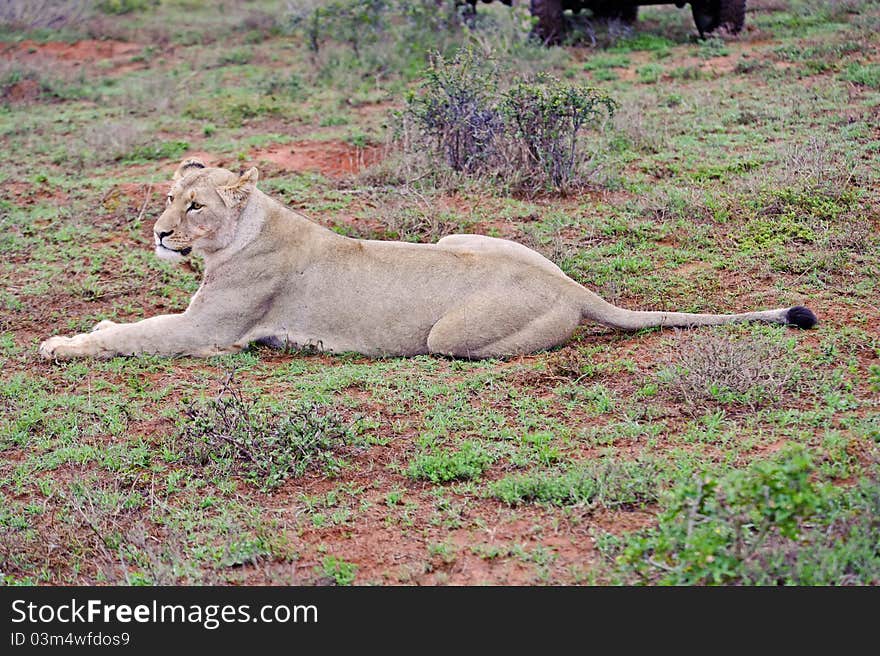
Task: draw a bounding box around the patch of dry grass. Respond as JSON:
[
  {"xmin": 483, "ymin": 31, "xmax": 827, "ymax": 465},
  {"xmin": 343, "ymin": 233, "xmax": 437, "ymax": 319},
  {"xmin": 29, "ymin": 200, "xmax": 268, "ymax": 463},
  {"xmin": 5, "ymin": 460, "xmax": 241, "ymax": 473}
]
[
  {"xmin": 0, "ymin": 0, "xmax": 91, "ymax": 30},
  {"xmin": 658, "ymin": 331, "xmax": 798, "ymax": 410}
]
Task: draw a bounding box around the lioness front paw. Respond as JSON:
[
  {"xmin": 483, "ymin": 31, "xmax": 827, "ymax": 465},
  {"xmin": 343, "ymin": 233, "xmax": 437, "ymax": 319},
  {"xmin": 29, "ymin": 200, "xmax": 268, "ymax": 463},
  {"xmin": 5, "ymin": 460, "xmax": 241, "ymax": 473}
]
[
  {"xmin": 91, "ymin": 319, "xmax": 117, "ymax": 332},
  {"xmin": 39, "ymin": 336, "xmax": 74, "ymax": 360},
  {"xmin": 39, "ymin": 335, "xmax": 96, "ymax": 360}
]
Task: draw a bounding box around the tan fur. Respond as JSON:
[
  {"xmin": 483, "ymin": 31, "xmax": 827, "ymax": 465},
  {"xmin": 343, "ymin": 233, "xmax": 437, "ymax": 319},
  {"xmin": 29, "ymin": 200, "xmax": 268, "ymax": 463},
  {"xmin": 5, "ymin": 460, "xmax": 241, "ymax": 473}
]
[{"xmin": 39, "ymin": 160, "xmax": 807, "ymax": 361}]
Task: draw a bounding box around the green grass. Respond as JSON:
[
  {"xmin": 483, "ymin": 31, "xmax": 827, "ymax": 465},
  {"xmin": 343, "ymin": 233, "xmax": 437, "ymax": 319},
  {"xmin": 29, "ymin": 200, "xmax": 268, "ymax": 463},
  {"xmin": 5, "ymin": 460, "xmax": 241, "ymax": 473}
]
[
  {"xmin": 407, "ymin": 441, "xmax": 495, "ymax": 484},
  {"xmin": 611, "ymin": 33, "xmax": 676, "ymax": 54},
  {"xmin": 490, "ymin": 457, "xmax": 663, "ymax": 508},
  {"xmin": 320, "ymin": 556, "xmax": 358, "ymax": 586},
  {"xmin": 841, "ymin": 62, "xmax": 880, "ymax": 89}
]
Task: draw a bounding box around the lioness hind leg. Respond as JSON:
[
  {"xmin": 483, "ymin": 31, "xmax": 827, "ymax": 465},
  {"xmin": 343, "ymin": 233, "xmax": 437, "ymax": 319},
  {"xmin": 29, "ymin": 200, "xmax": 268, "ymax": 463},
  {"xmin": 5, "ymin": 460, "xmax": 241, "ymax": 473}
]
[
  {"xmin": 426, "ymin": 293, "xmax": 581, "ymax": 359},
  {"xmin": 91, "ymin": 319, "xmax": 118, "ymax": 332}
]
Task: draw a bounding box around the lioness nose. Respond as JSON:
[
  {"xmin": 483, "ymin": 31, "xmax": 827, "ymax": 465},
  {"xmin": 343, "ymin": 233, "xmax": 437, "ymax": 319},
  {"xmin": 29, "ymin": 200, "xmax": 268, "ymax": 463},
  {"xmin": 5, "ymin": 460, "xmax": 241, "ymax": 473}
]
[{"xmin": 156, "ymin": 230, "xmax": 174, "ymax": 239}]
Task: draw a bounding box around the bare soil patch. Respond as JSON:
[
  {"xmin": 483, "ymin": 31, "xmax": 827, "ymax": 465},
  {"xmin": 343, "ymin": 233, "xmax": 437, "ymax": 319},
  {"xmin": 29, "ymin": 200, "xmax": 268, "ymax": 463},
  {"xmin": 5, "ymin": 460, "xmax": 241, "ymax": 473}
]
[
  {"xmin": 0, "ymin": 180, "xmax": 69, "ymax": 205},
  {"xmin": 250, "ymin": 141, "xmax": 383, "ymax": 179},
  {"xmin": 0, "ymin": 39, "xmax": 146, "ymax": 74}
]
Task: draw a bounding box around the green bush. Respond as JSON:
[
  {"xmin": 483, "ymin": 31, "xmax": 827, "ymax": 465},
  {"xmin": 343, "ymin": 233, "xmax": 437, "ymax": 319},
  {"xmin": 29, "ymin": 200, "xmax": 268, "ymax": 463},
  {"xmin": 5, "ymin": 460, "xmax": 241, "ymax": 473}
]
[
  {"xmin": 287, "ymin": 0, "xmax": 389, "ymax": 57},
  {"xmin": 184, "ymin": 96, "xmax": 280, "ymax": 127},
  {"xmin": 259, "ymin": 72, "xmax": 305, "ymax": 100},
  {"xmin": 286, "ymin": 0, "xmax": 463, "ymax": 68},
  {"xmin": 869, "ymin": 364, "xmax": 880, "ymax": 393},
  {"xmin": 739, "ymin": 188, "xmax": 858, "ymax": 253},
  {"xmin": 502, "ymin": 74, "xmax": 616, "ymax": 191},
  {"xmin": 603, "ymin": 448, "xmax": 880, "ymax": 585},
  {"xmin": 404, "ymin": 48, "xmax": 503, "ymax": 175},
  {"xmin": 404, "ymin": 47, "xmax": 615, "ymax": 193},
  {"xmin": 217, "ymin": 47, "xmax": 253, "ymax": 66}
]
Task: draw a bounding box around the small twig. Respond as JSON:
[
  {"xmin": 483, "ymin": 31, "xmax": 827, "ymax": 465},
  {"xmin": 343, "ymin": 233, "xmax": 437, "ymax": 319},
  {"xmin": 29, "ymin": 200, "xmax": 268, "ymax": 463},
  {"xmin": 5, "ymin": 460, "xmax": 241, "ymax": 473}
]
[
  {"xmin": 404, "ymin": 171, "xmax": 431, "ymax": 185},
  {"xmin": 135, "ymin": 181, "xmax": 153, "ymax": 224},
  {"xmin": 684, "ymin": 477, "xmax": 704, "ymax": 550},
  {"xmin": 214, "ymin": 423, "xmax": 259, "ymax": 464},
  {"xmin": 647, "ymin": 557, "xmax": 675, "ymax": 573},
  {"xmin": 69, "ymin": 497, "xmax": 116, "ymax": 562},
  {"xmin": 81, "ymin": 283, "xmax": 140, "ymax": 302}
]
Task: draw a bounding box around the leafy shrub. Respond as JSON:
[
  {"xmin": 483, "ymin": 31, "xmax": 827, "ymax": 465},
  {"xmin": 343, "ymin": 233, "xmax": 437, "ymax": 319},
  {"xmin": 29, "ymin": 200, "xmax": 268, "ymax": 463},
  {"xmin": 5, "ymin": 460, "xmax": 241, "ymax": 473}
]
[
  {"xmin": 283, "ymin": 1, "xmax": 551, "ymax": 106},
  {"xmin": 869, "ymin": 364, "xmax": 880, "ymax": 393},
  {"xmin": 404, "ymin": 47, "xmax": 615, "ymax": 193},
  {"xmin": 739, "ymin": 186, "xmax": 859, "ymax": 253},
  {"xmin": 501, "ymin": 74, "xmax": 616, "ymax": 190},
  {"xmin": 259, "ymin": 72, "xmax": 305, "ymax": 100},
  {"xmin": 404, "ymin": 48, "xmax": 503, "ymax": 174},
  {"xmin": 733, "ymin": 140, "xmax": 865, "ymax": 266},
  {"xmin": 217, "ymin": 47, "xmax": 253, "ymax": 66},
  {"xmin": 286, "ymin": 0, "xmax": 463, "ymax": 68},
  {"xmin": 636, "ymin": 63, "xmax": 663, "ymax": 84},
  {"xmin": 0, "ymin": 62, "xmax": 45, "ymax": 105},
  {"xmin": 740, "ymin": 214, "xmax": 817, "ymax": 251},
  {"xmin": 184, "ymin": 96, "xmax": 281, "ymax": 127},
  {"xmin": 611, "ymin": 33, "xmax": 674, "ymax": 53},
  {"xmin": 287, "ymin": 0, "xmax": 388, "ymax": 58},
  {"xmin": 607, "ymin": 448, "xmax": 880, "ymax": 585},
  {"xmin": 176, "ymin": 376, "xmax": 353, "ymax": 491}
]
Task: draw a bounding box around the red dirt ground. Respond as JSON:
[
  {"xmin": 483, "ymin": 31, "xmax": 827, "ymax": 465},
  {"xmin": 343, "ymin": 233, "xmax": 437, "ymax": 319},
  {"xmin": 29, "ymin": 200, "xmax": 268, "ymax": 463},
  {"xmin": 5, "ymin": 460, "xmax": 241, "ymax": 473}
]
[
  {"xmin": 0, "ymin": 39, "xmax": 147, "ymax": 74},
  {"xmin": 250, "ymin": 141, "xmax": 383, "ymax": 178},
  {"xmin": 0, "ymin": 180, "xmax": 69, "ymax": 204}
]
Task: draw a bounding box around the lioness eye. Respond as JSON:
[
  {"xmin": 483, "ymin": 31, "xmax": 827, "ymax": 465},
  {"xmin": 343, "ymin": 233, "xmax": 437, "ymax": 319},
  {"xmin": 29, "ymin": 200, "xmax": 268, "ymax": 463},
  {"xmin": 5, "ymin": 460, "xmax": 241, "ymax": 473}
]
[{"xmin": 187, "ymin": 201, "xmax": 203, "ymax": 211}]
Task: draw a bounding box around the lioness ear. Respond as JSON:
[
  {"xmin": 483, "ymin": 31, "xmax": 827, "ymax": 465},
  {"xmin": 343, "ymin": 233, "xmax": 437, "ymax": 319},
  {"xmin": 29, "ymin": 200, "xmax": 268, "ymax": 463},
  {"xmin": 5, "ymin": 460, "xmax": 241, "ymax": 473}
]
[
  {"xmin": 216, "ymin": 167, "xmax": 259, "ymax": 209},
  {"xmin": 173, "ymin": 158, "xmax": 207, "ymax": 181}
]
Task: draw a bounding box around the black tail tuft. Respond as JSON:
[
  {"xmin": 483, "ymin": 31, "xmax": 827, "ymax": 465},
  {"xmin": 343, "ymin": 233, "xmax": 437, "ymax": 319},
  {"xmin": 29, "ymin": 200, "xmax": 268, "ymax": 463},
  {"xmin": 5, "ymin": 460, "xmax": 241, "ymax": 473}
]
[{"xmin": 786, "ymin": 306, "xmax": 817, "ymax": 329}]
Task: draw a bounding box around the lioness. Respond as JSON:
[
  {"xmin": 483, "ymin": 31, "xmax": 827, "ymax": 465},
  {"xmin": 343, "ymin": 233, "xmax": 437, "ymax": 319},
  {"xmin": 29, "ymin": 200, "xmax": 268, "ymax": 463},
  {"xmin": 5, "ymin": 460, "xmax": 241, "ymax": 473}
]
[{"xmin": 39, "ymin": 158, "xmax": 817, "ymax": 361}]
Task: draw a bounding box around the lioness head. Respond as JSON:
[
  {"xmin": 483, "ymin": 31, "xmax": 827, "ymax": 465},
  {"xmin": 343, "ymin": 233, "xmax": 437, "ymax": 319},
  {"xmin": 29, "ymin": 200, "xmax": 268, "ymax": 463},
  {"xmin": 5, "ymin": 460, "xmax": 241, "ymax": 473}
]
[{"xmin": 153, "ymin": 158, "xmax": 259, "ymax": 261}]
